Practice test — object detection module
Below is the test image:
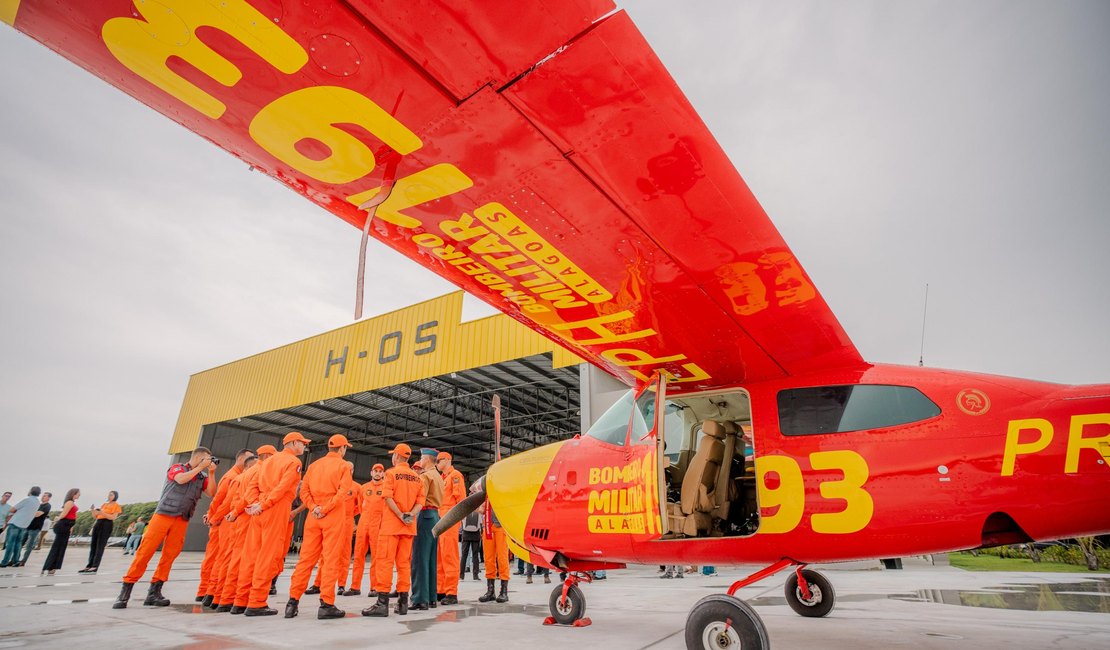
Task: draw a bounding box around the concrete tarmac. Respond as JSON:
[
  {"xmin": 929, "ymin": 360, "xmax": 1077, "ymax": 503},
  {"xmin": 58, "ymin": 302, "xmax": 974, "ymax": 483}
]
[{"xmin": 1, "ymin": 549, "xmax": 1107, "ymax": 649}]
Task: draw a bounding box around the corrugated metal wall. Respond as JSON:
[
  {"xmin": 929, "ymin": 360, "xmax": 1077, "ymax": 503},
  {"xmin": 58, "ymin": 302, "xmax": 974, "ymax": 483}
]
[{"xmin": 169, "ymin": 292, "xmax": 582, "ymax": 453}]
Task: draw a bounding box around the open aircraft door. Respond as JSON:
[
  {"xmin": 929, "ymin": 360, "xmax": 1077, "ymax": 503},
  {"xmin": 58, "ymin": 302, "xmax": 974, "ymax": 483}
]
[{"xmin": 624, "ymin": 373, "xmax": 668, "ymax": 541}]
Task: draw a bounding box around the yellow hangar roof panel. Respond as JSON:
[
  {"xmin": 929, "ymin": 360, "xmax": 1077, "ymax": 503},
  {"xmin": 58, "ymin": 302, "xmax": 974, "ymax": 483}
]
[{"xmin": 169, "ymin": 293, "xmax": 582, "ymax": 454}]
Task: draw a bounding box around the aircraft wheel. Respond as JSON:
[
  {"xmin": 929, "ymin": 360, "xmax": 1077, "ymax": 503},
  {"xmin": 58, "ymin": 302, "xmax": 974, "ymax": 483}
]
[
  {"xmin": 684, "ymin": 594, "xmax": 768, "ymax": 650},
  {"xmin": 784, "ymin": 569, "xmax": 834, "ymax": 618},
  {"xmin": 548, "ymin": 584, "xmax": 586, "ymax": 624}
]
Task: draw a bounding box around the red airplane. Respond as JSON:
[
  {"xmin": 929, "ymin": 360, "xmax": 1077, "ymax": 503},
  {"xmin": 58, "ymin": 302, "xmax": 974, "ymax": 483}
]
[{"xmin": 5, "ymin": 2, "xmax": 1107, "ymax": 648}]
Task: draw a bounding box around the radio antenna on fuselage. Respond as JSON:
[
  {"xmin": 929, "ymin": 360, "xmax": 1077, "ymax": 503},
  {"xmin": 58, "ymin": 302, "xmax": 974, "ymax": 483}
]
[{"xmin": 918, "ymin": 284, "xmax": 929, "ymax": 367}]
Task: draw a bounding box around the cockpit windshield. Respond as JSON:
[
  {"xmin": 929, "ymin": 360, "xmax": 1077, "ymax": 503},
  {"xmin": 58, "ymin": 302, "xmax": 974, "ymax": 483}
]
[{"xmin": 584, "ymin": 389, "xmax": 635, "ymax": 446}]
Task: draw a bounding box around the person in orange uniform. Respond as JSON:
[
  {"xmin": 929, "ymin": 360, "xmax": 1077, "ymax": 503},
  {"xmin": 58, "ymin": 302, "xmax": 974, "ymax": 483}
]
[
  {"xmin": 477, "ymin": 499, "xmax": 510, "ymax": 604},
  {"xmin": 337, "ymin": 462, "xmax": 360, "ymax": 594},
  {"xmin": 243, "ymin": 432, "xmax": 309, "ymax": 616},
  {"xmin": 302, "ymin": 460, "xmax": 359, "ymax": 597},
  {"xmin": 411, "ymin": 449, "xmax": 444, "ymax": 610},
  {"xmin": 229, "ymin": 445, "xmax": 276, "ymax": 613},
  {"xmin": 284, "ymin": 434, "xmax": 353, "ymax": 619},
  {"xmin": 196, "ymin": 448, "xmax": 253, "ymax": 606},
  {"xmin": 362, "ymin": 443, "xmax": 424, "ymax": 618},
  {"xmin": 271, "ymin": 494, "xmax": 306, "ymax": 596},
  {"xmin": 214, "ymin": 446, "xmax": 272, "ymax": 612},
  {"xmin": 343, "ymin": 463, "xmax": 384, "ymax": 596},
  {"xmin": 435, "ymin": 451, "xmax": 466, "ymax": 605},
  {"xmin": 112, "ymin": 447, "xmax": 217, "ymax": 609},
  {"xmin": 210, "ymin": 449, "xmax": 264, "ymax": 611}
]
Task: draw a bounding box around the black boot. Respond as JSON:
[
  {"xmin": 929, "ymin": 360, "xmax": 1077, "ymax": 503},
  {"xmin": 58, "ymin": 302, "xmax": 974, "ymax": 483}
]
[
  {"xmin": 318, "ymin": 601, "xmax": 345, "ymax": 619},
  {"xmin": 442, "ymin": 594, "xmax": 458, "ymax": 605},
  {"xmin": 143, "ymin": 581, "xmax": 170, "ymax": 607},
  {"xmin": 367, "ymin": 588, "xmax": 377, "ymax": 597},
  {"xmin": 362, "ymin": 593, "xmax": 389, "ymax": 617},
  {"xmin": 215, "ymin": 604, "xmax": 233, "ymax": 613},
  {"xmin": 496, "ymin": 580, "xmax": 508, "ymax": 603},
  {"xmin": 395, "ymin": 592, "xmax": 409, "ymax": 615},
  {"xmin": 201, "ymin": 594, "xmax": 214, "ymax": 608},
  {"xmin": 112, "ymin": 582, "xmax": 134, "ymax": 609},
  {"xmin": 341, "ymin": 587, "xmax": 360, "ymax": 596},
  {"xmin": 478, "ymin": 579, "xmax": 496, "ymax": 602},
  {"xmin": 284, "ymin": 598, "xmax": 299, "ymax": 619},
  {"xmin": 269, "ymin": 577, "xmax": 278, "ymax": 595},
  {"xmin": 244, "ymin": 606, "xmax": 278, "ymax": 616},
  {"xmin": 305, "ymin": 585, "xmax": 320, "ymax": 595},
  {"xmin": 229, "ymin": 605, "xmax": 246, "ymax": 615}
]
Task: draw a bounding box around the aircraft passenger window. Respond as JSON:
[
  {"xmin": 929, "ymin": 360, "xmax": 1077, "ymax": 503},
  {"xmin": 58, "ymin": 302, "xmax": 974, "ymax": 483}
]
[
  {"xmin": 777, "ymin": 385, "xmax": 940, "ymax": 435},
  {"xmin": 584, "ymin": 390, "xmax": 635, "ymax": 446}
]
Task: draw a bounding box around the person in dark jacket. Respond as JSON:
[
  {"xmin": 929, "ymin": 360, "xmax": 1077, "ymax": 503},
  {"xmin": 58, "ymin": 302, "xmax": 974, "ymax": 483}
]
[{"xmin": 459, "ymin": 510, "xmax": 482, "ymax": 580}]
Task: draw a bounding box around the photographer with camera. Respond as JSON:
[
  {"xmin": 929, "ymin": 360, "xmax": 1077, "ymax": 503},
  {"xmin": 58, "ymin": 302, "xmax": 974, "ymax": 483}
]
[{"xmin": 112, "ymin": 446, "xmax": 217, "ymax": 609}]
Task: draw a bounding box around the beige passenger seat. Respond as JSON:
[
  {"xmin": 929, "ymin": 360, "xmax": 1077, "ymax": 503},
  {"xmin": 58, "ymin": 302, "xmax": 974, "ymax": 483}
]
[{"xmin": 675, "ymin": 420, "xmax": 726, "ymax": 536}]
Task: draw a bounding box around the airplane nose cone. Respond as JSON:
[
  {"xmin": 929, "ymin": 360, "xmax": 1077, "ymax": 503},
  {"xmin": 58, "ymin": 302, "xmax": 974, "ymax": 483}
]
[{"xmin": 485, "ymin": 440, "xmax": 565, "ymax": 544}]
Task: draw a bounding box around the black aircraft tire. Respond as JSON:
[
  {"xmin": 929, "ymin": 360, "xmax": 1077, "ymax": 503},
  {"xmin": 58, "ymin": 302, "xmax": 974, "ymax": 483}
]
[
  {"xmin": 685, "ymin": 594, "xmax": 769, "ymax": 650},
  {"xmin": 784, "ymin": 569, "xmax": 835, "ymax": 618},
  {"xmin": 548, "ymin": 584, "xmax": 585, "ymax": 624}
]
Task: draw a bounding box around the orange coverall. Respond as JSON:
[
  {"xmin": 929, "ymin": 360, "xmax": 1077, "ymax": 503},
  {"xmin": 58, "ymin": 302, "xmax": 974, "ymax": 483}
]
[
  {"xmin": 196, "ymin": 464, "xmax": 242, "ymax": 598},
  {"xmin": 246, "ymin": 448, "xmax": 303, "ymax": 608},
  {"xmin": 372, "ymin": 463, "xmax": 424, "ymax": 594},
  {"xmin": 436, "ymin": 467, "xmax": 466, "ymax": 596},
  {"xmin": 231, "ymin": 460, "xmax": 267, "ymax": 608},
  {"xmin": 215, "ymin": 466, "xmax": 254, "ymax": 606},
  {"xmin": 310, "ymin": 475, "xmax": 358, "ymax": 590},
  {"xmin": 483, "ymin": 504, "xmax": 510, "ymax": 581},
  {"xmin": 348, "ymin": 479, "xmax": 384, "ymax": 591},
  {"xmin": 288, "ymin": 452, "xmax": 351, "ymax": 605}
]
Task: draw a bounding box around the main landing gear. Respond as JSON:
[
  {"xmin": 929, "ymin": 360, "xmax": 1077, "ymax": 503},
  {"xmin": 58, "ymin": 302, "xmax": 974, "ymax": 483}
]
[
  {"xmin": 684, "ymin": 559, "xmax": 836, "ymax": 650},
  {"xmin": 544, "ymin": 572, "xmax": 592, "ymax": 627}
]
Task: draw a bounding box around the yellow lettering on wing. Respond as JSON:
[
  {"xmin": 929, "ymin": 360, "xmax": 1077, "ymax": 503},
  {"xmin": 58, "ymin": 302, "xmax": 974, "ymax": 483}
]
[
  {"xmin": 102, "ymin": 0, "xmax": 307, "ymax": 119},
  {"xmin": 250, "ymin": 86, "xmax": 421, "ymax": 185},
  {"xmin": 473, "ymin": 203, "xmax": 612, "ymax": 304},
  {"xmin": 347, "ymin": 164, "xmax": 474, "ymax": 229}
]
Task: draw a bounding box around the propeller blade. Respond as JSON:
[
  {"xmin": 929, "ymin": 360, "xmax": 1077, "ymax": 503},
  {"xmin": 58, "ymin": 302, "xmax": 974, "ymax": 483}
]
[{"xmin": 433, "ymin": 489, "xmax": 487, "ymax": 538}]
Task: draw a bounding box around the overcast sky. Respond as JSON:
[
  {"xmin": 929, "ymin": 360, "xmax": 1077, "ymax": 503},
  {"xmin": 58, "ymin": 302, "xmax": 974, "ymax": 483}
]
[{"xmin": 1, "ymin": 1, "xmax": 1107, "ymax": 504}]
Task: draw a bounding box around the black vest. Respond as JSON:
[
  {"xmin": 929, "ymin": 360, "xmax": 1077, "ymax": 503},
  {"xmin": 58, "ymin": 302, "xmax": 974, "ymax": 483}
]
[{"xmin": 155, "ymin": 465, "xmax": 207, "ymax": 519}]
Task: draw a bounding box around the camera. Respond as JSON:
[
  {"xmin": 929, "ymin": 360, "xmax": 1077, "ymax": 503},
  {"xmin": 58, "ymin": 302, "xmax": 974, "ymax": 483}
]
[{"xmin": 209, "ymin": 457, "xmax": 220, "ymax": 466}]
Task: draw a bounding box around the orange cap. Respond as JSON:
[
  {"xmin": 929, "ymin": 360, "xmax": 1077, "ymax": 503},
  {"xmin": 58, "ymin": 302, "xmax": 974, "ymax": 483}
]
[
  {"xmin": 372, "ymin": 463, "xmax": 384, "ymax": 471},
  {"xmin": 328, "ymin": 434, "xmax": 352, "ymax": 448},
  {"xmin": 436, "ymin": 451, "xmax": 452, "ymax": 461},
  {"xmin": 283, "ymin": 431, "xmax": 311, "ymax": 445},
  {"xmin": 256, "ymin": 444, "xmax": 278, "ymax": 456},
  {"xmin": 389, "ymin": 443, "xmax": 412, "ymax": 457}
]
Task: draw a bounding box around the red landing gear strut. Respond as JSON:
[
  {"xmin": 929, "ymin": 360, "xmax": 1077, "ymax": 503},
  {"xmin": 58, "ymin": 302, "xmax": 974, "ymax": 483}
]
[
  {"xmin": 544, "ymin": 572, "xmax": 592, "ymax": 627},
  {"xmin": 687, "ymin": 560, "xmax": 837, "ymax": 649}
]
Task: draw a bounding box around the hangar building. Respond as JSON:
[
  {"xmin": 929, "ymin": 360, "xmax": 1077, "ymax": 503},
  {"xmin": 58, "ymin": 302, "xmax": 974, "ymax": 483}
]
[{"xmin": 169, "ymin": 292, "xmax": 625, "ymax": 550}]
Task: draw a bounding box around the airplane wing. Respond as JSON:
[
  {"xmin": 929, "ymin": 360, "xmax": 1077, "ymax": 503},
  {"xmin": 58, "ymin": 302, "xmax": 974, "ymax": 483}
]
[{"xmin": 4, "ymin": 0, "xmax": 865, "ymax": 390}]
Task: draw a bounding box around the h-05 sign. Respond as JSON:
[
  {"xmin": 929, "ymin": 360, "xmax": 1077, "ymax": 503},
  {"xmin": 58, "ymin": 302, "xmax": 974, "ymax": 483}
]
[{"xmin": 324, "ymin": 321, "xmax": 438, "ymax": 378}]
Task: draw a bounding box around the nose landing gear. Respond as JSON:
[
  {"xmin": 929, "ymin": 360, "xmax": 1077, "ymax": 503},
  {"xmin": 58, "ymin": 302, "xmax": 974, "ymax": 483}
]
[{"xmin": 544, "ymin": 572, "xmax": 592, "ymax": 627}]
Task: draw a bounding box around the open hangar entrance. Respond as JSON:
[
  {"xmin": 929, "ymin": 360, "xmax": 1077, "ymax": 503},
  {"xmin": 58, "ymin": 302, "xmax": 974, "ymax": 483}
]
[
  {"xmin": 194, "ymin": 355, "xmax": 580, "ymax": 549},
  {"xmin": 168, "ymin": 293, "xmax": 593, "ymax": 551}
]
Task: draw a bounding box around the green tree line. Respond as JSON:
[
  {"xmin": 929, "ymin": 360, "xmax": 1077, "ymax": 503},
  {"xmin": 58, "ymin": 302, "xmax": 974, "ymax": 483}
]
[{"xmin": 51, "ymin": 502, "xmax": 159, "ymax": 537}]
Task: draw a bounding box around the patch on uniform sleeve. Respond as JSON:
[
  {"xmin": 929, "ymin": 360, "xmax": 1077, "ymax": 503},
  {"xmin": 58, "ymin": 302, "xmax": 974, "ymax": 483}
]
[{"xmin": 453, "ymin": 477, "xmax": 460, "ymax": 483}]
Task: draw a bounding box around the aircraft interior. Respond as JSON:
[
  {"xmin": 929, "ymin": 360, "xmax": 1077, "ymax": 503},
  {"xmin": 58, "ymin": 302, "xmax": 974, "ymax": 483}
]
[{"xmin": 660, "ymin": 390, "xmax": 759, "ymax": 539}]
